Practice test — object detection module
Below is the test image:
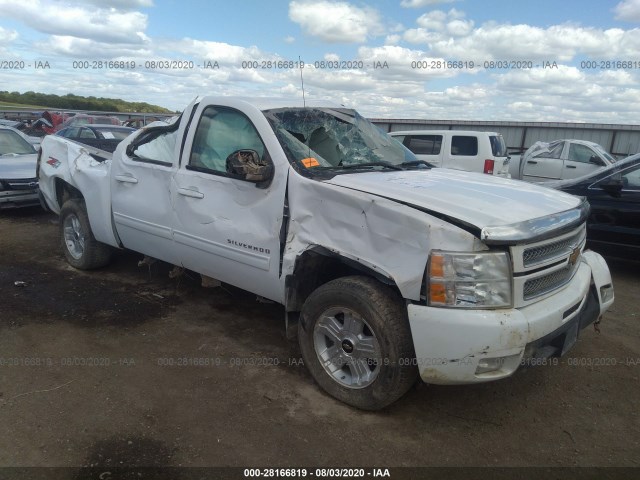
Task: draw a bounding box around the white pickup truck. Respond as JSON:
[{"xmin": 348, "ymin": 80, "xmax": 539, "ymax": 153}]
[{"xmin": 37, "ymin": 97, "xmax": 614, "ymax": 410}]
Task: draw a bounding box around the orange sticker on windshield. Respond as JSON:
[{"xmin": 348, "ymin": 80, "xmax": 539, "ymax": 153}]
[{"xmin": 301, "ymin": 157, "xmax": 320, "ymax": 168}]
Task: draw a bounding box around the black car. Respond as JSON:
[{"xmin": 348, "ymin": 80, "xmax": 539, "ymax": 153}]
[
  {"xmin": 56, "ymin": 124, "xmax": 135, "ymax": 141},
  {"xmin": 55, "ymin": 124, "xmax": 136, "ymax": 152},
  {"xmin": 550, "ymin": 153, "xmax": 640, "ymax": 259}
]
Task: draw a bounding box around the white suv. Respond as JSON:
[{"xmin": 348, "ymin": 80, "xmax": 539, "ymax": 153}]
[{"xmin": 389, "ymin": 130, "xmax": 510, "ymax": 177}]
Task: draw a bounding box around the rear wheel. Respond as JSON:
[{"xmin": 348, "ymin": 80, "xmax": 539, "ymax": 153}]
[
  {"xmin": 298, "ymin": 276, "xmax": 418, "ymax": 410},
  {"xmin": 60, "ymin": 198, "xmax": 112, "ymax": 270}
]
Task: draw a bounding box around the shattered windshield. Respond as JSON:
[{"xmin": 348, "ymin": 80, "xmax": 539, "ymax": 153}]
[{"xmin": 263, "ymin": 107, "xmax": 420, "ymax": 174}]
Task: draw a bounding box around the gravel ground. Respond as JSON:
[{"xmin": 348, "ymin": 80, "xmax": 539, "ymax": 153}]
[{"xmin": 0, "ymin": 207, "xmax": 639, "ymax": 470}]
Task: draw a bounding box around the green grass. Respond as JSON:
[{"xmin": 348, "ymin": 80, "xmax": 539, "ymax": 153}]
[{"xmin": 0, "ymin": 100, "xmax": 49, "ymax": 109}]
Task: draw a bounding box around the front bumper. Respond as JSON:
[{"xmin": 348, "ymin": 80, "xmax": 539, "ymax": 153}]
[
  {"xmin": 407, "ymin": 250, "xmax": 613, "ymax": 385},
  {"xmin": 0, "ymin": 189, "xmax": 40, "ymax": 209}
]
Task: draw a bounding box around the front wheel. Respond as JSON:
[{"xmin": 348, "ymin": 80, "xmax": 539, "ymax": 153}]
[
  {"xmin": 60, "ymin": 198, "xmax": 112, "ymax": 270},
  {"xmin": 298, "ymin": 276, "xmax": 418, "ymax": 410}
]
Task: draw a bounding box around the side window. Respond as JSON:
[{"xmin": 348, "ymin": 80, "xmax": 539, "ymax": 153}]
[
  {"xmin": 451, "ymin": 136, "xmax": 478, "ymax": 156},
  {"xmin": 64, "ymin": 127, "xmax": 80, "ymax": 138},
  {"xmin": 79, "ymin": 128, "xmax": 96, "ymax": 139},
  {"xmin": 189, "ymin": 106, "xmax": 265, "ymax": 175},
  {"xmin": 131, "ymin": 130, "xmax": 178, "ymax": 166},
  {"xmin": 547, "ymin": 142, "xmax": 564, "ymax": 159},
  {"xmin": 408, "ymin": 135, "xmax": 442, "ymax": 155},
  {"xmin": 622, "ymin": 166, "xmax": 640, "ymax": 190},
  {"xmin": 568, "ymin": 144, "xmax": 596, "ymax": 163}
]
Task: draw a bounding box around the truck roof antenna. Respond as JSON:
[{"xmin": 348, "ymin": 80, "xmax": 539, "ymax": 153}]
[{"xmin": 299, "ymin": 56, "xmax": 306, "ymax": 107}]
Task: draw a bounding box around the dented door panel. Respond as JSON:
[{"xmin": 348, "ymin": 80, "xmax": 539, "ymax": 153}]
[
  {"xmin": 37, "ymin": 135, "xmax": 119, "ymax": 247},
  {"xmin": 170, "ymin": 100, "xmax": 289, "ymax": 302}
]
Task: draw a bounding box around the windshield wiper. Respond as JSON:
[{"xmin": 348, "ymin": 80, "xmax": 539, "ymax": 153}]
[
  {"xmin": 340, "ymin": 161, "xmax": 403, "ymax": 171},
  {"xmin": 400, "ymin": 160, "xmax": 433, "ymax": 168}
]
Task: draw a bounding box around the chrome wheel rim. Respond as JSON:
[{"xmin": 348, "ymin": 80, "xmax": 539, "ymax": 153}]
[
  {"xmin": 313, "ymin": 307, "xmax": 382, "ymax": 389},
  {"xmin": 63, "ymin": 213, "xmax": 85, "ymax": 260}
]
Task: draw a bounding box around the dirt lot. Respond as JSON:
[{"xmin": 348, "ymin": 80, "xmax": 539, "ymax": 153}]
[{"xmin": 1, "ymin": 206, "xmax": 639, "ymax": 469}]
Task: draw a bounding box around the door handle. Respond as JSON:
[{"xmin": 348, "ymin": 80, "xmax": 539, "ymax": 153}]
[
  {"xmin": 566, "ymin": 165, "xmax": 577, "ymax": 169},
  {"xmin": 177, "ymin": 187, "xmax": 204, "ymax": 199},
  {"xmin": 527, "ymin": 160, "xmax": 537, "ymax": 165},
  {"xmin": 114, "ymin": 174, "xmax": 138, "ymax": 184}
]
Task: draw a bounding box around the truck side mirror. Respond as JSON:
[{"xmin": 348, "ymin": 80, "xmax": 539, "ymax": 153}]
[
  {"xmin": 226, "ymin": 149, "xmax": 274, "ymax": 188},
  {"xmin": 589, "ymin": 155, "xmax": 604, "ymax": 166},
  {"xmin": 600, "ymin": 178, "xmax": 623, "ymax": 197}
]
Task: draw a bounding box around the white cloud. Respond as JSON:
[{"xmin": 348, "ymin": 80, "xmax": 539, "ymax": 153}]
[
  {"xmin": 495, "ymin": 66, "xmax": 640, "ymax": 122},
  {"xmin": 385, "ymin": 34, "xmax": 401, "ymax": 45},
  {"xmin": 0, "ymin": 26, "xmax": 18, "ymax": 43},
  {"xmin": 284, "ymin": 36, "xmax": 295, "ymax": 44},
  {"xmin": 288, "ymin": 1, "xmax": 384, "ymax": 43},
  {"xmin": 403, "ymin": 28, "xmax": 440, "ymax": 44},
  {"xmin": 70, "ymin": 0, "xmax": 153, "ymax": 9},
  {"xmin": 416, "ymin": 10, "xmax": 448, "ymax": 30},
  {"xmin": 38, "ymin": 35, "xmax": 152, "ymax": 59},
  {"xmin": 304, "ymin": 69, "xmax": 375, "ymax": 92},
  {"xmin": 407, "ymin": 9, "xmax": 472, "ymax": 43},
  {"xmin": 357, "ymin": 45, "xmax": 458, "ymax": 82},
  {"xmin": 614, "ymin": 0, "xmax": 640, "ymax": 21},
  {"xmin": 400, "ymin": 0, "xmax": 455, "ymax": 7},
  {"xmin": 428, "ymin": 23, "xmax": 640, "ymax": 61},
  {"xmin": 0, "ymin": 0, "xmax": 149, "ymax": 43},
  {"xmin": 164, "ymin": 38, "xmax": 266, "ymax": 64},
  {"xmin": 0, "ymin": 26, "xmax": 18, "ymax": 56},
  {"xmin": 446, "ymin": 19, "xmax": 474, "ymax": 36}
]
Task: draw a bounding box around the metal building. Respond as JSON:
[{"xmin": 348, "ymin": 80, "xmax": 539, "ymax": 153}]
[{"xmin": 370, "ymin": 118, "xmax": 640, "ymax": 158}]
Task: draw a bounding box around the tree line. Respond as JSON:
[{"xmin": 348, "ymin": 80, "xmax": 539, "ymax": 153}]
[{"xmin": 0, "ymin": 91, "xmax": 173, "ymax": 113}]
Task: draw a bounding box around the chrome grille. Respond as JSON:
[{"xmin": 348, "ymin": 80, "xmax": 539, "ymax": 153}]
[
  {"xmin": 523, "ymin": 263, "xmax": 580, "ymax": 300},
  {"xmin": 523, "ymin": 228, "xmax": 586, "ymax": 268}
]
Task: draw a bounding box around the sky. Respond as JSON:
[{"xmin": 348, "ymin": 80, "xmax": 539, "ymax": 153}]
[{"xmin": 0, "ymin": 0, "xmax": 639, "ymax": 122}]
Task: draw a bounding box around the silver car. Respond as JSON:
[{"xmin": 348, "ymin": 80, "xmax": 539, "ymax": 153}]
[
  {"xmin": 0, "ymin": 126, "xmax": 39, "ymax": 208},
  {"xmin": 519, "ymin": 139, "xmax": 615, "ymax": 183}
]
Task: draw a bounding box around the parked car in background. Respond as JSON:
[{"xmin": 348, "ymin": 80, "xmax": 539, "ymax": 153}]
[
  {"xmin": 548, "ymin": 153, "xmax": 640, "ymax": 259},
  {"xmin": 389, "ymin": 130, "xmax": 510, "ymax": 176},
  {"xmin": 55, "ymin": 125, "xmax": 136, "ymax": 153},
  {"xmin": 518, "ymin": 139, "xmax": 615, "ymax": 183},
  {"xmin": 0, "ymin": 126, "xmax": 39, "ymax": 208},
  {"xmin": 56, "ymin": 125, "xmax": 136, "ymax": 141},
  {"xmin": 0, "ymin": 123, "xmax": 42, "ymax": 150},
  {"xmin": 54, "ymin": 114, "xmax": 121, "ymax": 132}
]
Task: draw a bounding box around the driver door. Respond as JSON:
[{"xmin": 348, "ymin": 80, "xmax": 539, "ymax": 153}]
[
  {"xmin": 563, "ymin": 143, "xmax": 604, "ymax": 179},
  {"xmin": 171, "ymin": 102, "xmax": 288, "ymax": 302},
  {"xmin": 522, "ymin": 141, "xmax": 565, "ymax": 182},
  {"xmin": 588, "ymin": 164, "xmax": 640, "ymax": 249}
]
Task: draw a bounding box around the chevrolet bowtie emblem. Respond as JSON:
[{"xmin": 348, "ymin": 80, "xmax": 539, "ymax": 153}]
[{"xmin": 568, "ymin": 245, "xmax": 581, "ymax": 266}]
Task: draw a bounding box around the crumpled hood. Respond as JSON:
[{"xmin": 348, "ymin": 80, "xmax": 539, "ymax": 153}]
[
  {"xmin": 0, "ymin": 154, "xmax": 38, "ymax": 180},
  {"xmin": 325, "ymin": 168, "xmax": 580, "ymax": 230}
]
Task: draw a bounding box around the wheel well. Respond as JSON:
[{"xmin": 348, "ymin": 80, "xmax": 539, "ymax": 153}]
[
  {"xmin": 55, "ymin": 178, "xmax": 83, "ymax": 209},
  {"xmin": 285, "ymin": 247, "xmax": 399, "ymax": 313}
]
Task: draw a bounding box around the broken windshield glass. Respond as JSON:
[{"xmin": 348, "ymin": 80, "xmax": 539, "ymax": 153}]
[{"xmin": 263, "ymin": 107, "xmax": 418, "ymax": 173}]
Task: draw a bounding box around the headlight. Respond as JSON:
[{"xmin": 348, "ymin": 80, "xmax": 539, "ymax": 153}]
[{"xmin": 427, "ymin": 251, "xmax": 512, "ymax": 308}]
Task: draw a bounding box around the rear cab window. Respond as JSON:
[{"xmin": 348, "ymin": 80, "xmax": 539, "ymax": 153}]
[
  {"xmin": 489, "ymin": 135, "xmax": 507, "ymax": 157},
  {"xmin": 451, "ymin": 136, "xmax": 478, "ymax": 156},
  {"xmin": 406, "ymin": 135, "xmax": 442, "ymax": 155}
]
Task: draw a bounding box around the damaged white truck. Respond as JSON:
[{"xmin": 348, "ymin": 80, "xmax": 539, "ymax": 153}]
[{"xmin": 37, "ymin": 97, "xmax": 614, "ymax": 410}]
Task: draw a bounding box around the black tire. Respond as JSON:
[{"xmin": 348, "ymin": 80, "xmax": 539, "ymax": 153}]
[
  {"xmin": 299, "ymin": 275, "xmax": 418, "ymax": 410},
  {"xmin": 59, "ymin": 198, "xmax": 112, "ymax": 270}
]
